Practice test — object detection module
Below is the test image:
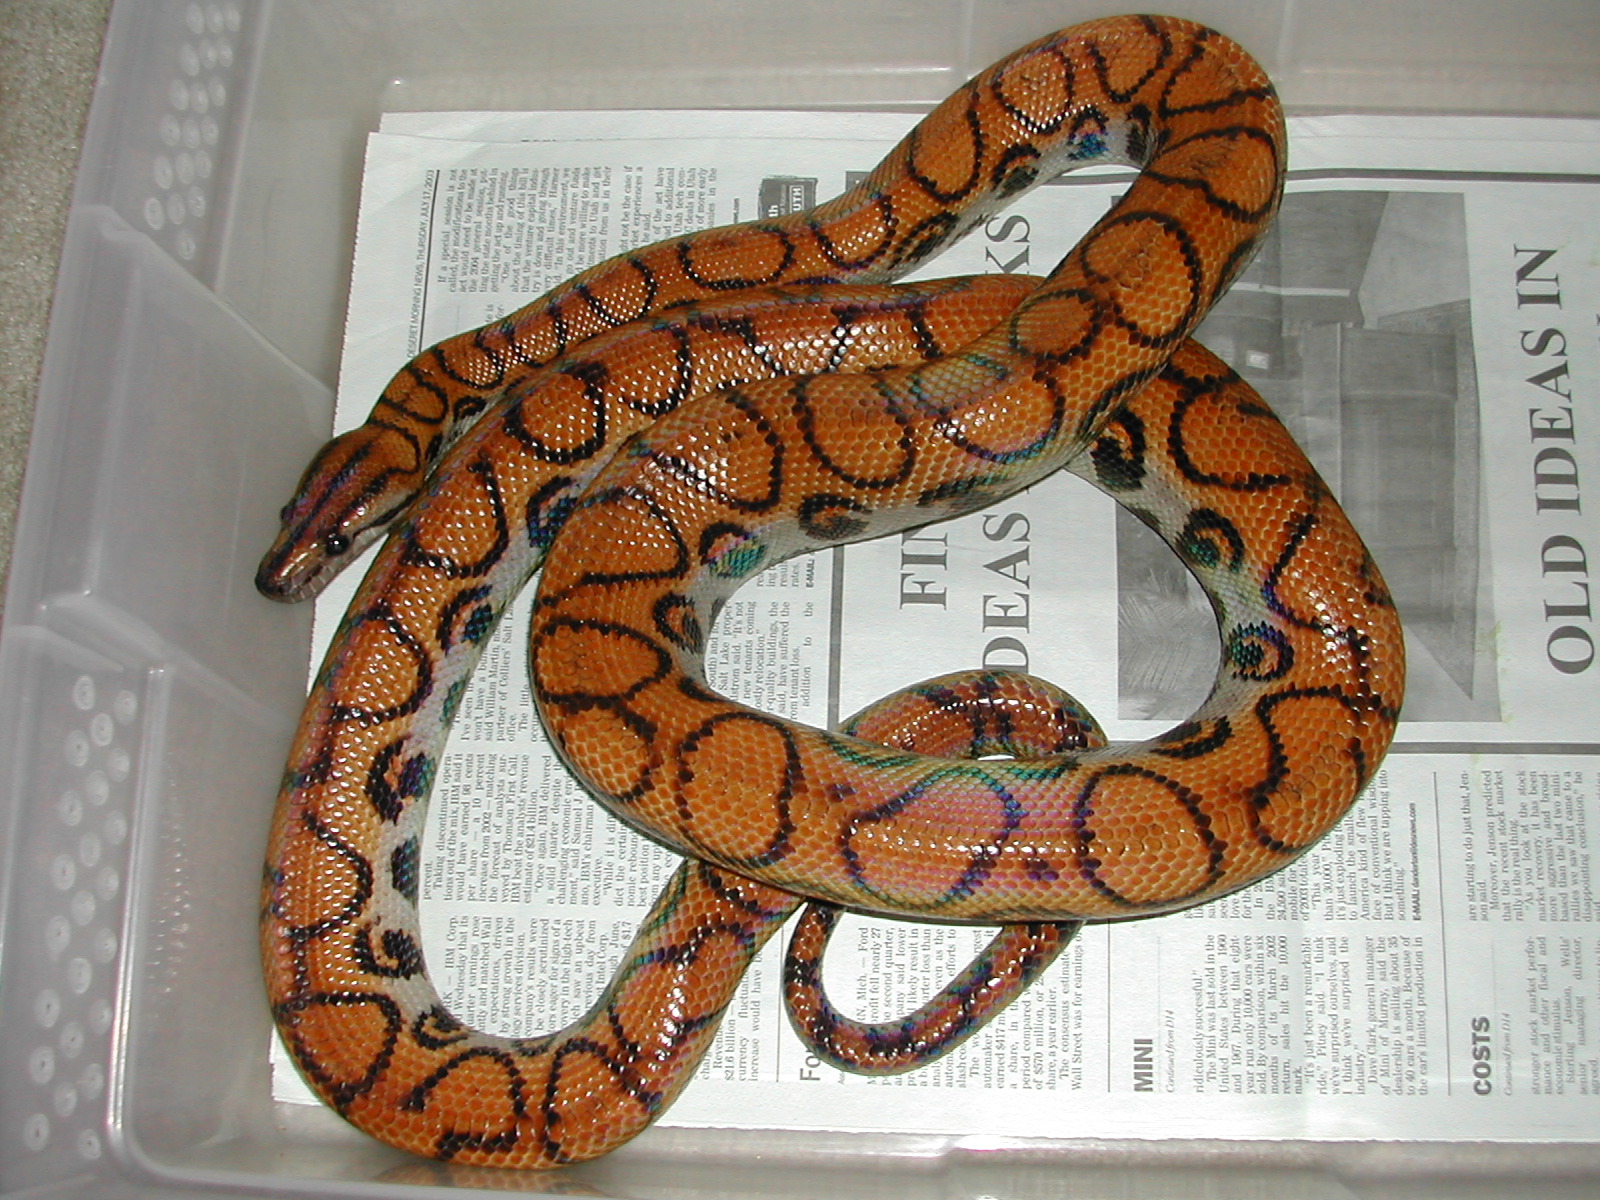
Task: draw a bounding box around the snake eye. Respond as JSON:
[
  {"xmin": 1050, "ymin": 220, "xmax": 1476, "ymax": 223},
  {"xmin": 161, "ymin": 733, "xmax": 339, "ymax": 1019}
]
[{"xmin": 323, "ymin": 533, "xmax": 352, "ymax": 556}]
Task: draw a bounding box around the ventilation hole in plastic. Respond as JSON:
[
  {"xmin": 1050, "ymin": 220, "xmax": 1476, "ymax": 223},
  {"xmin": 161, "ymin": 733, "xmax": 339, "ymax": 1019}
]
[
  {"xmin": 92, "ymin": 928, "xmax": 119, "ymax": 963},
  {"xmin": 22, "ymin": 1113, "xmax": 50, "ymax": 1153},
  {"xmin": 27, "ymin": 1046, "xmax": 55, "ymax": 1085},
  {"xmin": 59, "ymin": 1022, "xmax": 86, "ymax": 1059},
  {"xmin": 87, "ymin": 1000, "xmax": 113, "ymax": 1037},
  {"xmin": 64, "ymin": 732, "xmax": 89, "ymax": 768},
  {"xmin": 34, "ymin": 989, "xmax": 61, "ymax": 1029},
  {"xmin": 80, "ymin": 1063, "xmax": 106, "ymax": 1099},
  {"xmin": 27, "ymin": 654, "xmax": 144, "ymax": 1164},
  {"xmin": 52, "ymin": 1084, "xmax": 78, "ymax": 1119},
  {"xmin": 49, "ymin": 855, "xmax": 76, "ymax": 891},
  {"xmin": 150, "ymin": 5, "xmax": 238, "ymax": 264},
  {"xmin": 45, "ymin": 915, "xmax": 71, "ymax": 957}
]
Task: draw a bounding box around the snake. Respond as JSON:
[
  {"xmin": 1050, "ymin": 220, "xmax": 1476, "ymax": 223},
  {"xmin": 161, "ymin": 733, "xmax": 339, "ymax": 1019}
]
[{"xmin": 260, "ymin": 14, "xmax": 1405, "ymax": 1169}]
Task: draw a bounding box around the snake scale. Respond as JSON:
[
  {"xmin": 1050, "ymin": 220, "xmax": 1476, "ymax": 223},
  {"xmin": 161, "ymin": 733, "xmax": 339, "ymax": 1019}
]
[{"xmin": 260, "ymin": 15, "xmax": 1404, "ymax": 1168}]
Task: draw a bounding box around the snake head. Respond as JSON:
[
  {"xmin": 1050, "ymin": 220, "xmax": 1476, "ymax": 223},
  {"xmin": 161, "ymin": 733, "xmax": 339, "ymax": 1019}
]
[{"xmin": 255, "ymin": 424, "xmax": 424, "ymax": 602}]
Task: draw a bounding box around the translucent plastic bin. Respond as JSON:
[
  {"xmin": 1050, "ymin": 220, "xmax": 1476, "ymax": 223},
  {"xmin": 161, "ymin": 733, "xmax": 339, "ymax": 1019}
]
[{"xmin": 2, "ymin": 1, "xmax": 1598, "ymax": 1197}]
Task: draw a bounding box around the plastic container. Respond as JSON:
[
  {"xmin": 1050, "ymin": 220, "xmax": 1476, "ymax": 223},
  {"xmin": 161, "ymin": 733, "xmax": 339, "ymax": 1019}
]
[{"xmin": 2, "ymin": 2, "xmax": 1597, "ymax": 1197}]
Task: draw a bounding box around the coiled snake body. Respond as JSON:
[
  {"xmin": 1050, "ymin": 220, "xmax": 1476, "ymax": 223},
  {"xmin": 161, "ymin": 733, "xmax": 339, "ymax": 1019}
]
[{"xmin": 261, "ymin": 15, "xmax": 1403, "ymax": 1168}]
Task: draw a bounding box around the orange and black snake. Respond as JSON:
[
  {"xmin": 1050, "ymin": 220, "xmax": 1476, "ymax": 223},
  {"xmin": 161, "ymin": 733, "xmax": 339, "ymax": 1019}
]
[{"xmin": 259, "ymin": 15, "xmax": 1403, "ymax": 1167}]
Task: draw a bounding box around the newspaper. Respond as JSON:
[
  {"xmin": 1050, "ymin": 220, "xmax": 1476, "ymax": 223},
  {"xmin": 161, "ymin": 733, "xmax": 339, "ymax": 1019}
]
[{"xmin": 275, "ymin": 109, "xmax": 1600, "ymax": 1145}]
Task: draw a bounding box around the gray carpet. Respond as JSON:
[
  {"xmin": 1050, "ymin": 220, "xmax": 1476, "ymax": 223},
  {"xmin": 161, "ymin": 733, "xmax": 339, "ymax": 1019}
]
[{"xmin": 0, "ymin": 0, "xmax": 113, "ymax": 622}]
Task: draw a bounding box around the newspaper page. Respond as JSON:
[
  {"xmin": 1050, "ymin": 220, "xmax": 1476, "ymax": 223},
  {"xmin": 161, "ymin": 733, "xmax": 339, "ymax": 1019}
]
[{"xmin": 274, "ymin": 109, "xmax": 1600, "ymax": 1145}]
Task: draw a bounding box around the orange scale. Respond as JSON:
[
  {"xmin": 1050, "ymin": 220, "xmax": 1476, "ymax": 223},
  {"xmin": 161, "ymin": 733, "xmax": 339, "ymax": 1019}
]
[
  {"xmin": 499, "ymin": 308, "xmax": 562, "ymax": 364},
  {"xmin": 1175, "ymin": 401, "xmax": 1295, "ymax": 488},
  {"xmin": 614, "ymin": 940, "xmax": 743, "ymax": 1046},
  {"xmin": 550, "ymin": 706, "xmax": 654, "ymax": 801},
  {"xmin": 598, "ymin": 331, "xmax": 701, "ymax": 411},
  {"xmin": 280, "ymin": 990, "xmax": 402, "ymax": 1103},
  {"xmin": 807, "ymin": 200, "xmax": 897, "ymax": 273},
  {"xmin": 433, "ymin": 336, "xmax": 506, "ymax": 391},
  {"xmin": 331, "ymin": 615, "xmax": 431, "ymax": 712},
  {"xmin": 301, "ymin": 934, "xmax": 375, "ymax": 995},
  {"xmin": 503, "ymin": 369, "xmax": 606, "ymax": 455},
  {"xmin": 839, "ymin": 770, "xmax": 1028, "ymax": 910},
  {"xmin": 533, "ymin": 620, "xmax": 666, "ymax": 701},
  {"xmin": 1095, "ymin": 27, "xmax": 1164, "ymax": 95},
  {"xmin": 904, "ymin": 99, "xmax": 982, "ymax": 199},
  {"xmin": 1270, "ymin": 527, "xmax": 1375, "ymax": 632},
  {"xmin": 677, "ymin": 715, "xmax": 798, "ymax": 863},
  {"xmin": 935, "ymin": 380, "xmax": 1063, "ymax": 462},
  {"xmin": 792, "ymin": 375, "xmax": 916, "ymax": 485},
  {"xmin": 679, "ymin": 225, "xmax": 795, "ymax": 290},
  {"xmin": 1007, "ymin": 288, "xmax": 1100, "ymax": 362},
  {"xmin": 1253, "ymin": 695, "xmax": 1369, "ymax": 844},
  {"xmin": 541, "ymin": 492, "xmax": 687, "ymax": 596},
  {"xmin": 402, "ymin": 1050, "xmax": 529, "ymax": 1148},
  {"xmin": 848, "ymin": 696, "xmax": 968, "ymax": 755},
  {"xmin": 1075, "ymin": 764, "xmax": 1222, "ymax": 908},
  {"xmin": 649, "ymin": 393, "xmax": 784, "ymax": 507},
  {"xmin": 569, "ymin": 257, "xmax": 656, "ymax": 329},
  {"xmin": 749, "ymin": 308, "xmax": 852, "ymax": 375},
  {"xmin": 407, "ymin": 482, "xmax": 508, "ymax": 567},
  {"xmin": 991, "ymin": 48, "xmax": 1074, "ymax": 129},
  {"xmin": 268, "ymin": 824, "xmax": 362, "ymax": 931}
]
